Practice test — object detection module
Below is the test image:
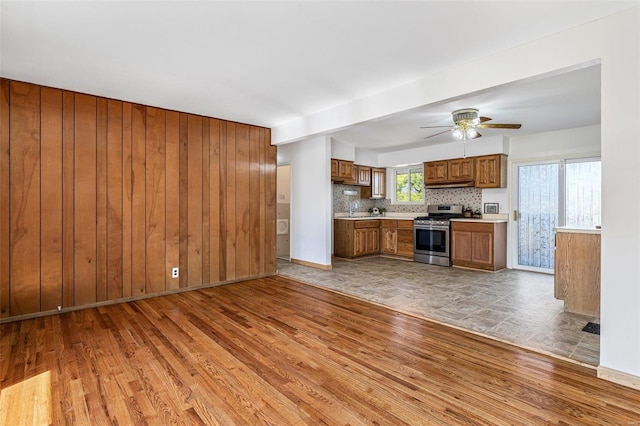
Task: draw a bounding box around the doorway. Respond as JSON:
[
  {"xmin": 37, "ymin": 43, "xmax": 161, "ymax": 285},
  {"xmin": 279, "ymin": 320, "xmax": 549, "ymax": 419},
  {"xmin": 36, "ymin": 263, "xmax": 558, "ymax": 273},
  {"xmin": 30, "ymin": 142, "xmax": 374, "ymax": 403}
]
[
  {"xmin": 277, "ymin": 164, "xmax": 291, "ymax": 260},
  {"xmin": 512, "ymin": 158, "xmax": 601, "ymax": 272}
]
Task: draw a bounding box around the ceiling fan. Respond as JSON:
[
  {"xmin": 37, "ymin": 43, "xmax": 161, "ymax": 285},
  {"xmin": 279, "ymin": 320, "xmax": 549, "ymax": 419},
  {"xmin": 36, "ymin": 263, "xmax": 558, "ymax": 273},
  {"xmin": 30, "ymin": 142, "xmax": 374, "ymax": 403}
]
[{"xmin": 421, "ymin": 108, "xmax": 522, "ymax": 141}]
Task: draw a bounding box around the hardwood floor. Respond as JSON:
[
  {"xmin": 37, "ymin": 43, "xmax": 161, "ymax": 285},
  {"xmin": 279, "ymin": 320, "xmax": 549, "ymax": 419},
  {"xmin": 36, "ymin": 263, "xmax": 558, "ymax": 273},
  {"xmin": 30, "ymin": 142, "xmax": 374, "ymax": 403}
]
[{"xmin": 1, "ymin": 276, "xmax": 639, "ymax": 425}]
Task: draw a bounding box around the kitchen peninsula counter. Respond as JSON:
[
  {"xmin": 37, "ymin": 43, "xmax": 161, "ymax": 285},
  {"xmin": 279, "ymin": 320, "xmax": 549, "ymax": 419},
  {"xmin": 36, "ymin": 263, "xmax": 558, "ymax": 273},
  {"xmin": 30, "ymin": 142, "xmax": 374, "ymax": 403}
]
[{"xmin": 554, "ymin": 226, "xmax": 601, "ymax": 316}]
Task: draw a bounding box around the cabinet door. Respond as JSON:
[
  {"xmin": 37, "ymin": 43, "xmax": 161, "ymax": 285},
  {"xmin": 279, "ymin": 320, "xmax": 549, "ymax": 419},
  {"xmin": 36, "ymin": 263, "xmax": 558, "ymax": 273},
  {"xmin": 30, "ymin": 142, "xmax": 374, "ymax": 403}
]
[
  {"xmin": 424, "ymin": 161, "xmax": 448, "ymax": 183},
  {"xmin": 451, "ymin": 230, "xmax": 472, "ymax": 262},
  {"xmin": 475, "ymin": 154, "xmax": 506, "ymax": 188},
  {"xmin": 471, "ymin": 232, "xmax": 494, "ymax": 265},
  {"xmin": 448, "ymin": 158, "xmax": 474, "ymax": 181},
  {"xmin": 371, "ymin": 168, "xmax": 386, "ymax": 198},
  {"xmin": 354, "ymin": 229, "xmax": 368, "ymax": 257},
  {"xmin": 367, "ymin": 228, "xmax": 380, "ymax": 254},
  {"xmin": 331, "ymin": 159, "xmax": 339, "ymax": 180},
  {"xmin": 357, "ymin": 166, "xmax": 371, "ymax": 186},
  {"xmin": 380, "ymin": 228, "xmax": 398, "ymax": 254}
]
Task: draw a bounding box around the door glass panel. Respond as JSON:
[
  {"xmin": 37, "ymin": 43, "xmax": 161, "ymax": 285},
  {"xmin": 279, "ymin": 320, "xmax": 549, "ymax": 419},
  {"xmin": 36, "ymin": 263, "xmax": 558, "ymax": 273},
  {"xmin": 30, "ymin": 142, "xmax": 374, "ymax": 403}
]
[
  {"xmin": 566, "ymin": 160, "xmax": 601, "ymax": 227},
  {"xmin": 517, "ymin": 163, "xmax": 559, "ymax": 270}
]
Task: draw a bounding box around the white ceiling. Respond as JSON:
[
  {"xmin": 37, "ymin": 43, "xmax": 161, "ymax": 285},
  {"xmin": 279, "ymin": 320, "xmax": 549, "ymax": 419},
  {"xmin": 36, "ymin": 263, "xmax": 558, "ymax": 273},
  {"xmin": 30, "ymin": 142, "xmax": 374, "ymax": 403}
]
[{"xmin": 1, "ymin": 1, "xmax": 634, "ymax": 152}]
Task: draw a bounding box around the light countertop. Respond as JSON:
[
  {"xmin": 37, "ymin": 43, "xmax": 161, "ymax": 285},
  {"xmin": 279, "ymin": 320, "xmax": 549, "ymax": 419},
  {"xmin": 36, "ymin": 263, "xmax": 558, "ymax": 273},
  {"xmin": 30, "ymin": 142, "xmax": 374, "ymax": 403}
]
[
  {"xmin": 450, "ymin": 218, "xmax": 509, "ymax": 223},
  {"xmin": 554, "ymin": 226, "xmax": 601, "ymax": 235},
  {"xmin": 334, "ymin": 212, "xmax": 422, "ymax": 220}
]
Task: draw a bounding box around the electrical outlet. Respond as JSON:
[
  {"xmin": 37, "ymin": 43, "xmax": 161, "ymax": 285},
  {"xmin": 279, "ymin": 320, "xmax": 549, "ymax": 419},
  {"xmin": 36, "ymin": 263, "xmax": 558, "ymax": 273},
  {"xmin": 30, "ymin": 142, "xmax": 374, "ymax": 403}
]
[{"xmin": 172, "ymin": 267, "xmax": 179, "ymax": 278}]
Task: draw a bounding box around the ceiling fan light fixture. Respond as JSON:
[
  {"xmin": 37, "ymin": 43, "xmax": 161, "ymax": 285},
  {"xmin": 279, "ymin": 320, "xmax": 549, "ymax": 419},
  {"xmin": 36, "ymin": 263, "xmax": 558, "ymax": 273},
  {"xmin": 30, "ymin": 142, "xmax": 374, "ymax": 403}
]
[
  {"xmin": 452, "ymin": 128, "xmax": 464, "ymax": 139},
  {"xmin": 452, "ymin": 108, "xmax": 479, "ymax": 125},
  {"xmin": 466, "ymin": 128, "xmax": 479, "ymax": 139}
]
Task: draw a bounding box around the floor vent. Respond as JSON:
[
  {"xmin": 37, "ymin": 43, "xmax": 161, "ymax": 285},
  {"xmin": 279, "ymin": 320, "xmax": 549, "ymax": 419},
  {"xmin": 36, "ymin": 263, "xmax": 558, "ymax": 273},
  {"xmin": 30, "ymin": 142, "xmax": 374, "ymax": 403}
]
[{"xmin": 582, "ymin": 322, "xmax": 600, "ymax": 335}]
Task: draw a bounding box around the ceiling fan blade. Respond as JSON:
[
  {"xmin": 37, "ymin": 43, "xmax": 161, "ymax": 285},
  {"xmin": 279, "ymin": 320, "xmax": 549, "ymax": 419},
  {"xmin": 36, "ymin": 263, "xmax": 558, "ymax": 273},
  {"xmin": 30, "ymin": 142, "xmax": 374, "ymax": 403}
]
[
  {"xmin": 420, "ymin": 125, "xmax": 452, "ymax": 129},
  {"xmin": 423, "ymin": 129, "xmax": 453, "ymax": 139},
  {"xmin": 477, "ymin": 123, "xmax": 522, "ymax": 129},
  {"xmin": 471, "ymin": 131, "xmax": 482, "ymax": 139},
  {"xmin": 479, "ymin": 116, "xmax": 492, "ymax": 123}
]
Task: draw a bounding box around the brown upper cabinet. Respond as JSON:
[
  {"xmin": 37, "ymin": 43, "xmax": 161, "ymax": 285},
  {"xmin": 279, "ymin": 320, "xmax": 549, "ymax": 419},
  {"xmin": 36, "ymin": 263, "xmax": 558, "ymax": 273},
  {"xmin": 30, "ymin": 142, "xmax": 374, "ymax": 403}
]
[
  {"xmin": 371, "ymin": 168, "xmax": 386, "ymax": 199},
  {"xmin": 357, "ymin": 165, "xmax": 371, "ymax": 186},
  {"xmin": 331, "ymin": 158, "xmax": 357, "ymax": 184},
  {"xmin": 475, "ymin": 154, "xmax": 507, "ymax": 188},
  {"xmin": 424, "ymin": 160, "xmax": 448, "ymax": 184},
  {"xmin": 424, "ymin": 154, "xmax": 507, "ymax": 188},
  {"xmin": 448, "ymin": 158, "xmax": 474, "ymax": 181},
  {"xmin": 362, "ymin": 168, "xmax": 386, "ymax": 199}
]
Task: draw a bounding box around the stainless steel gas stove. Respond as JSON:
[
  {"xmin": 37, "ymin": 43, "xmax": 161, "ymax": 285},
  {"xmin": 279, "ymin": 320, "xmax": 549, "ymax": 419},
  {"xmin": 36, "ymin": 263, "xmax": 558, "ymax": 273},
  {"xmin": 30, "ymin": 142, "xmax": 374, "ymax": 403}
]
[{"xmin": 413, "ymin": 204, "xmax": 464, "ymax": 266}]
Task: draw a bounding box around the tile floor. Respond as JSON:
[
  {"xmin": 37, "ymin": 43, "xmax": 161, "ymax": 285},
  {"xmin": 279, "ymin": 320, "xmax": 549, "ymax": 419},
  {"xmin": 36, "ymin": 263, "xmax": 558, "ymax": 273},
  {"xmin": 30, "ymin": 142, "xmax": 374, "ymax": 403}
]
[{"xmin": 277, "ymin": 257, "xmax": 600, "ymax": 366}]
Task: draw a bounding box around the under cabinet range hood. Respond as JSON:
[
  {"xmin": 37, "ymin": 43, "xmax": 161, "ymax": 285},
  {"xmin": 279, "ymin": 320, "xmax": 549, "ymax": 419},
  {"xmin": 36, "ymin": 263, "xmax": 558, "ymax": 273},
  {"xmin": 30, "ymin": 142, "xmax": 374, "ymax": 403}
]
[{"xmin": 424, "ymin": 180, "xmax": 475, "ymax": 189}]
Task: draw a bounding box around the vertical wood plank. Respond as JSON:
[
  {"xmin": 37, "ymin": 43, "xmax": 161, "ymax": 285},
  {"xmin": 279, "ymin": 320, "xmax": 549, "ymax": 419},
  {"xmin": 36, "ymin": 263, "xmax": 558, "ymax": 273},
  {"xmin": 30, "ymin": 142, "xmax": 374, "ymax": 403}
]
[
  {"xmin": 225, "ymin": 122, "xmax": 237, "ymax": 280},
  {"xmin": 145, "ymin": 107, "xmax": 166, "ymax": 294},
  {"xmin": 202, "ymin": 119, "xmax": 211, "ymax": 285},
  {"xmin": 121, "ymin": 103, "xmax": 133, "ymax": 298},
  {"xmin": 40, "ymin": 87, "xmax": 63, "ymax": 311},
  {"xmin": 265, "ymin": 129, "xmax": 277, "ymax": 274},
  {"xmin": 178, "ymin": 113, "xmax": 189, "ymax": 288},
  {"xmin": 9, "ymin": 82, "xmax": 41, "ymax": 315},
  {"xmin": 0, "ymin": 80, "xmax": 10, "ymax": 317},
  {"xmin": 73, "ymin": 93, "xmax": 97, "ymax": 306},
  {"xmin": 218, "ymin": 121, "xmax": 227, "ymax": 282},
  {"xmin": 96, "ymin": 98, "xmax": 108, "ymax": 302},
  {"xmin": 165, "ymin": 111, "xmax": 180, "ymax": 290},
  {"xmin": 208, "ymin": 119, "xmax": 221, "ymax": 283},
  {"xmin": 107, "ymin": 99, "xmax": 123, "ymax": 300},
  {"xmin": 187, "ymin": 115, "xmax": 203, "ymax": 287},
  {"xmin": 235, "ymin": 124, "xmax": 250, "ymax": 278},
  {"xmin": 249, "ymin": 126, "xmax": 261, "ymax": 276},
  {"xmin": 62, "ymin": 91, "xmax": 75, "ymax": 307},
  {"xmin": 258, "ymin": 127, "xmax": 266, "ymax": 274},
  {"xmin": 131, "ymin": 104, "xmax": 146, "ymax": 296}
]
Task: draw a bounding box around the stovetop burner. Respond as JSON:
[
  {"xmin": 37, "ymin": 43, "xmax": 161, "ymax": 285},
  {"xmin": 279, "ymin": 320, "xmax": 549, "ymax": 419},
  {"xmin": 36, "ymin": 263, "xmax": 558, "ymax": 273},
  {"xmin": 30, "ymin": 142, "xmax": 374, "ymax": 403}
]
[{"xmin": 415, "ymin": 204, "xmax": 465, "ymax": 221}]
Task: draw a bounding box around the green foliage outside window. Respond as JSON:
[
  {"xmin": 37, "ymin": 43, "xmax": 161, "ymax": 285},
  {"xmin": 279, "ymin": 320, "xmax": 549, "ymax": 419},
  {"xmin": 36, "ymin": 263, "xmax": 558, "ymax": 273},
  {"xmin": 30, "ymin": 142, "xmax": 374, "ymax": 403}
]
[{"xmin": 395, "ymin": 168, "xmax": 424, "ymax": 203}]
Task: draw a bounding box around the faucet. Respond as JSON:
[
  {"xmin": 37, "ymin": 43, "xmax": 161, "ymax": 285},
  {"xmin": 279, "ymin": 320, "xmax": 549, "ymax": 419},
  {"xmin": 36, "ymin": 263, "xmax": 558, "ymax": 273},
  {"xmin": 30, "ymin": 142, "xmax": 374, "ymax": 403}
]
[{"xmin": 349, "ymin": 200, "xmax": 359, "ymax": 217}]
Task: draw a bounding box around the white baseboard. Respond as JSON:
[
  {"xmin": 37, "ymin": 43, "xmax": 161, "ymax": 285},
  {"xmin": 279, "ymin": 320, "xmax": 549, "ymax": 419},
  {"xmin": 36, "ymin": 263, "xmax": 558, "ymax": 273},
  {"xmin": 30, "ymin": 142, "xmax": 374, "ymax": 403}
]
[{"xmin": 597, "ymin": 365, "xmax": 640, "ymax": 390}]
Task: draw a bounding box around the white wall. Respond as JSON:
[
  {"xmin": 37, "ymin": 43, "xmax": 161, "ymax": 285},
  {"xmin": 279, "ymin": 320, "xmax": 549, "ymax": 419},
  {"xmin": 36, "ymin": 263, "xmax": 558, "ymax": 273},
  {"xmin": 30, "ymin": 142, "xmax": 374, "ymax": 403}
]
[
  {"xmin": 277, "ymin": 137, "xmax": 333, "ymax": 267},
  {"xmin": 330, "ymin": 139, "xmax": 355, "ymax": 161},
  {"xmin": 509, "ymin": 124, "xmax": 601, "ymax": 161},
  {"xmin": 277, "ymin": 9, "xmax": 640, "ymax": 385},
  {"xmin": 379, "ymin": 135, "xmax": 508, "ymax": 167},
  {"xmin": 276, "ymin": 164, "xmax": 291, "ymax": 203}
]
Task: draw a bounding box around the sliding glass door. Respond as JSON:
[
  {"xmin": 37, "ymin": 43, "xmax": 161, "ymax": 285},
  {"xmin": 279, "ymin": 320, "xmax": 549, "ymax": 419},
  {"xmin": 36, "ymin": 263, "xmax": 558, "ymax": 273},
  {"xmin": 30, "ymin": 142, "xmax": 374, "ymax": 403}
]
[{"xmin": 514, "ymin": 158, "xmax": 601, "ymax": 273}]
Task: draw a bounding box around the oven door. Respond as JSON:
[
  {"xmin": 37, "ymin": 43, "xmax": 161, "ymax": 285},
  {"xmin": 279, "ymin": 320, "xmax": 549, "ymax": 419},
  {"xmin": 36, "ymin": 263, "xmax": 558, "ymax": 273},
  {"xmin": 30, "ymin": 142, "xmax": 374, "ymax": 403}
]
[{"xmin": 414, "ymin": 225, "xmax": 450, "ymax": 265}]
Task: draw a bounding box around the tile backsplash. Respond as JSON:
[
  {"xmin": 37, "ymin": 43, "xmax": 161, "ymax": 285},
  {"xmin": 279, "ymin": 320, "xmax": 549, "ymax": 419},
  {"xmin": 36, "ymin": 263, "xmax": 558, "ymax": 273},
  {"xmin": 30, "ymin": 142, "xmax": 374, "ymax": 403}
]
[{"xmin": 333, "ymin": 183, "xmax": 482, "ymax": 214}]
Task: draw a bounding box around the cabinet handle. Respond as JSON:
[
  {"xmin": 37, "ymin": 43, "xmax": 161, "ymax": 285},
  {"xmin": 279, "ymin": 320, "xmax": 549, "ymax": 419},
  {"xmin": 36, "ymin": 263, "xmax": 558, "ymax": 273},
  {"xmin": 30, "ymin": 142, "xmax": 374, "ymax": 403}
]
[{"xmin": 513, "ymin": 210, "xmax": 518, "ymax": 221}]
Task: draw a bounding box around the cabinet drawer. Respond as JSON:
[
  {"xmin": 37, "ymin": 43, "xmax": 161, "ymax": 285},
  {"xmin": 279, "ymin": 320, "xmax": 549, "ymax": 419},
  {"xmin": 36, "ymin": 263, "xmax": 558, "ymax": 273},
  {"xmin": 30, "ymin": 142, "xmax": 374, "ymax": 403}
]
[
  {"xmin": 451, "ymin": 221, "xmax": 494, "ymax": 233},
  {"xmin": 380, "ymin": 220, "xmax": 397, "ymax": 228},
  {"xmin": 354, "ymin": 220, "xmax": 380, "ymax": 229},
  {"xmin": 397, "ymin": 220, "xmax": 413, "ymax": 229}
]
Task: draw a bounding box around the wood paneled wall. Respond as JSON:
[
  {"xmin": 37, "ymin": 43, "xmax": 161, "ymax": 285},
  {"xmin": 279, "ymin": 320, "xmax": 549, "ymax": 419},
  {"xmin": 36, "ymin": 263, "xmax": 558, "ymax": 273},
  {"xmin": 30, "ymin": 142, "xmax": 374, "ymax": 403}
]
[{"xmin": 0, "ymin": 79, "xmax": 277, "ymax": 319}]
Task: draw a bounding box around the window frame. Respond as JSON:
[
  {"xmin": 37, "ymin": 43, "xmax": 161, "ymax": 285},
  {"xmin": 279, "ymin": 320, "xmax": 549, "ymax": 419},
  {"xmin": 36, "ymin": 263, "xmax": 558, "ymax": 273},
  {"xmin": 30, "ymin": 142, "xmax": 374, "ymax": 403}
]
[{"xmin": 391, "ymin": 165, "xmax": 425, "ymax": 205}]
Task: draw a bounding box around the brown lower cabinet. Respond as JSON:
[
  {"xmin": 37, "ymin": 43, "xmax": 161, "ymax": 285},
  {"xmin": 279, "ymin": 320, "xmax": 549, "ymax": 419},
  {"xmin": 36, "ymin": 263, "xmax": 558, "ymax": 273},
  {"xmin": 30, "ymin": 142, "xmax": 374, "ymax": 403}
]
[
  {"xmin": 335, "ymin": 219, "xmax": 414, "ymax": 259},
  {"xmin": 451, "ymin": 221, "xmax": 507, "ymax": 271}
]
